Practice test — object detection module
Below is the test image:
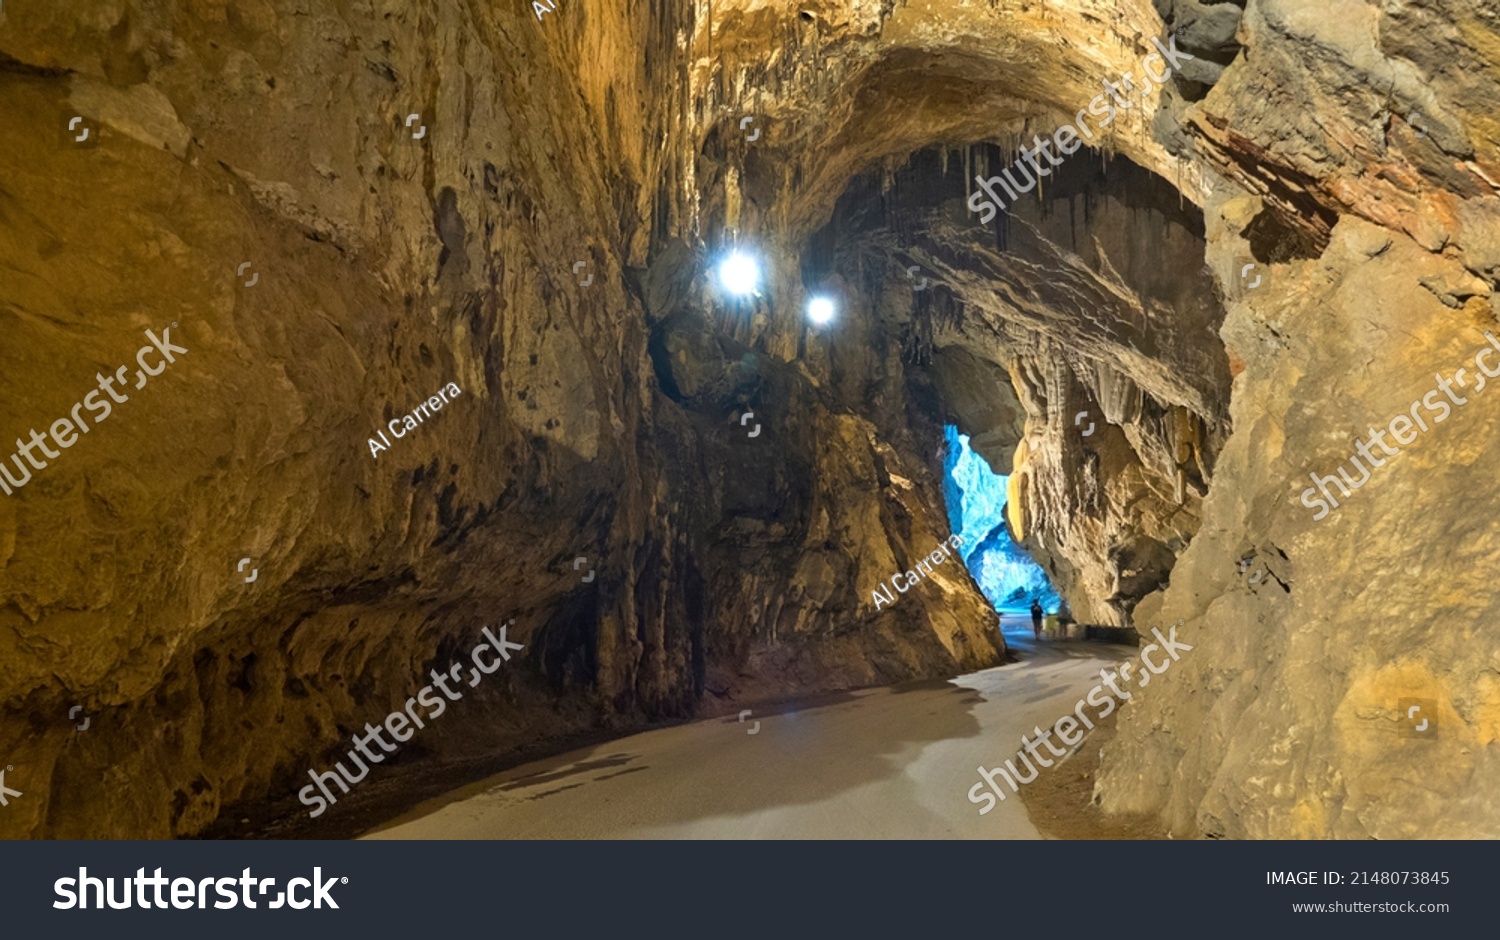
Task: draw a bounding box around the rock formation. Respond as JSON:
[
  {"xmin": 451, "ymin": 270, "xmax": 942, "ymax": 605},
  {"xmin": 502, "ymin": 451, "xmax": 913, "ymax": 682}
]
[{"xmin": 0, "ymin": 0, "xmax": 1495, "ymax": 839}]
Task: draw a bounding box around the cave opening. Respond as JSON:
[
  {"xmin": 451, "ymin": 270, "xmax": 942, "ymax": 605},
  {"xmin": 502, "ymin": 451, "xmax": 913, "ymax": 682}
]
[
  {"xmin": 941, "ymin": 424, "xmax": 1059, "ymax": 615},
  {"xmin": 788, "ymin": 127, "xmax": 1231, "ymax": 632}
]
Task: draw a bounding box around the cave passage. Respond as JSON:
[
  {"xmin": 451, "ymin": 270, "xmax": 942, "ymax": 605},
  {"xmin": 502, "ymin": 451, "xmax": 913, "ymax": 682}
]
[
  {"xmin": 941, "ymin": 426, "xmax": 1059, "ymax": 614},
  {"xmin": 4, "ymin": 0, "xmax": 1493, "ymax": 856}
]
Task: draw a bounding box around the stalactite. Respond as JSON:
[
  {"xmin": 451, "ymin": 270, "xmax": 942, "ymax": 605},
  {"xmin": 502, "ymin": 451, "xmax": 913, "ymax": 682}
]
[
  {"xmin": 1043, "ymin": 356, "xmax": 1067, "ymax": 425},
  {"xmin": 963, "ymin": 144, "xmax": 971, "ymax": 205}
]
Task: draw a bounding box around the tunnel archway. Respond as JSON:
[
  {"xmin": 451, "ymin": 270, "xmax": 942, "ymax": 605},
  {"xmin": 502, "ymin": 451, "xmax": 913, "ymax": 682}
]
[{"xmin": 784, "ymin": 139, "xmax": 1229, "ymax": 629}]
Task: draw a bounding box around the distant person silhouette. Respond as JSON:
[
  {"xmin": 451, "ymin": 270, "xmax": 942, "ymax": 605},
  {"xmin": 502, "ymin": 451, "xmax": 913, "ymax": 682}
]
[{"xmin": 1030, "ymin": 599, "xmax": 1044, "ymax": 639}]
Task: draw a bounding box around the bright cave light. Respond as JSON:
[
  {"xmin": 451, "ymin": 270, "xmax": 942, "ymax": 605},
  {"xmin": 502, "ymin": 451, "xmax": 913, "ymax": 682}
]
[
  {"xmin": 716, "ymin": 251, "xmax": 761, "ymax": 296},
  {"xmin": 806, "ymin": 295, "xmax": 837, "ymax": 326}
]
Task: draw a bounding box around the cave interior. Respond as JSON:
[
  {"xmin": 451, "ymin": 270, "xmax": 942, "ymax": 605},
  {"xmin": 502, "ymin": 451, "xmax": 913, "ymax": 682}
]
[{"xmin": 2, "ymin": 0, "xmax": 1499, "ymax": 841}]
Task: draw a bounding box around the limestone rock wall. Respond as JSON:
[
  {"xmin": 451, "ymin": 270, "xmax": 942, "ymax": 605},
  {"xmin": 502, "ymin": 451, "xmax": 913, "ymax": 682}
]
[
  {"xmin": 1097, "ymin": 0, "xmax": 1500, "ymax": 838},
  {"xmin": 0, "ymin": 0, "xmax": 1003, "ymax": 839}
]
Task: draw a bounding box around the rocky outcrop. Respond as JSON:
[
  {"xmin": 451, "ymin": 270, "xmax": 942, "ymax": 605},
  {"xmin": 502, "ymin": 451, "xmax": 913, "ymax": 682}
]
[
  {"xmin": 1097, "ymin": 0, "xmax": 1500, "ymax": 839},
  {"xmin": 0, "ymin": 0, "xmax": 1003, "ymax": 839},
  {"xmin": 2, "ymin": 0, "xmax": 1496, "ymax": 841}
]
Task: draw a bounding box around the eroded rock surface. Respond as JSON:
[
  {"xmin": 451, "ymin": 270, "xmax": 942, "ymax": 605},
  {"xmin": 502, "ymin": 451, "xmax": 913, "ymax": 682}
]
[
  {"xmin": 1, "ymin": 0, "xmax": 1497, "ymax": 840},
  {"xmin": 1098, "ymin": 0, "xmax": 1500, "ymax": 839},
  {"xmin": 0, "ymin": 0, "xmax": 1005, "ymax": 839}
]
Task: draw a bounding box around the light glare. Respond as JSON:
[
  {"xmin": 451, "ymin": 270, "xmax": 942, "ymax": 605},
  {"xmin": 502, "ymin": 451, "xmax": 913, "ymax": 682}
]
[
  {"xmin": 717, "ymin": 252, "xmax": 760, "ymax": 295},
  {"xmin": 807, "ymin": 296, "xmax": 836, "ymax": 326}
]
